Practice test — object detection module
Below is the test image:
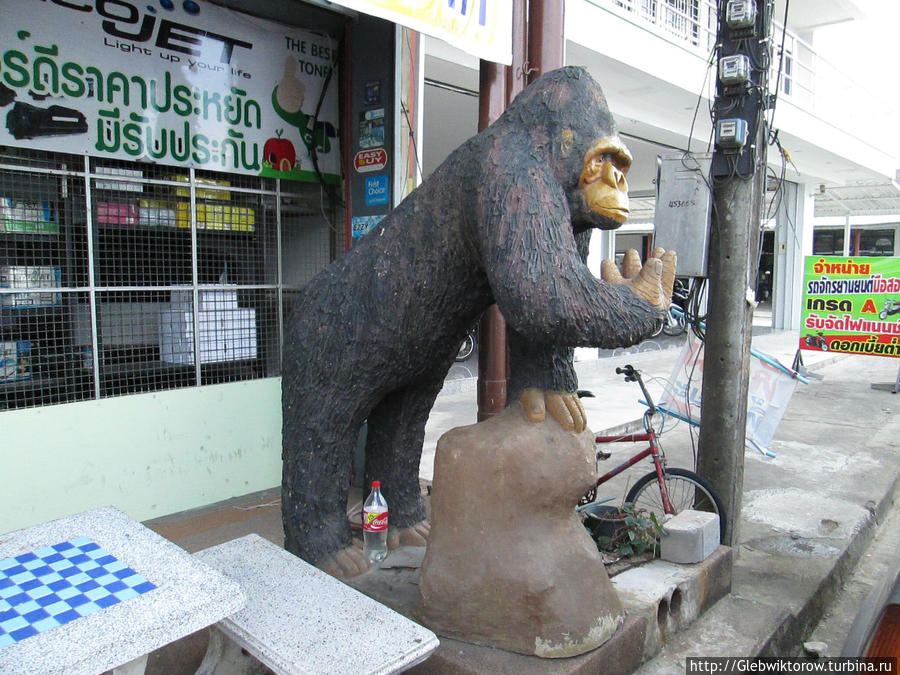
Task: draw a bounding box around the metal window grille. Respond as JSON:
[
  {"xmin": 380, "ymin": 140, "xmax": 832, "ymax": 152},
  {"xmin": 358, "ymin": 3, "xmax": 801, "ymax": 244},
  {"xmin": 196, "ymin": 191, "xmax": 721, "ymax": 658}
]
[
  {"xmin": 605, "ymin": 0, "xmax": 714, "ymax": 51},
  {"xmin": 0, "ymin": 146, "xmax": 341, "ymax": 411},
  {"xmin": 661, "ymin": 0, "xmax": 700, "ymax": 45}
]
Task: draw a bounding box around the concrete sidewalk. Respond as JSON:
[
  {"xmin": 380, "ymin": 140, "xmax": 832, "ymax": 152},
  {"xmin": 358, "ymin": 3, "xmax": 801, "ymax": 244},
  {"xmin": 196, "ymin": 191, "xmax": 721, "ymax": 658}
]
[{"xmin": 145, "ymin": 328, "xmax": 900, "ymax": 672}]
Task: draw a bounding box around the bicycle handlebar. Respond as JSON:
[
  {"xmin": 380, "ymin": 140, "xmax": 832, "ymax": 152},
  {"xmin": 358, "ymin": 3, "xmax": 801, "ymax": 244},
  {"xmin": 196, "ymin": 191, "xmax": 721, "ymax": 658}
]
[
  {"xmin": 615, "ymin": 365, "xmax": 637, "ymax": 380},
  {"xmin": 615, "ymin": 364, "xmax": 657, "ymax": 415}
]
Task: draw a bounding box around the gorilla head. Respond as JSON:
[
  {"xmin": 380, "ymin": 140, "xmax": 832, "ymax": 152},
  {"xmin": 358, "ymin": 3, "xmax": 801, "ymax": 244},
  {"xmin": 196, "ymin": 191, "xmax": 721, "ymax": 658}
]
[{"xmin": 498, "ymin": 66, "xmax": 633, "ymax": 234}]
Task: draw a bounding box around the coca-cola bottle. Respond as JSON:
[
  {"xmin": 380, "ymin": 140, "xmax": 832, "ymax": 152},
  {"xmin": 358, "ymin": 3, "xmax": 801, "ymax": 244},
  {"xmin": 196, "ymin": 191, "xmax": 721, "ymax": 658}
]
[{"xmin": 363, "ymin": 480, "xmax": 389, "ymax": 563}]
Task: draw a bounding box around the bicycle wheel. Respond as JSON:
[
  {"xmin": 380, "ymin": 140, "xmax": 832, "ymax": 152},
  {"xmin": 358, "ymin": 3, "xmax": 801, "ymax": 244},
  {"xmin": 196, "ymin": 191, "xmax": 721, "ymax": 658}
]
[
  {"xmin": 625, "ymin": 468, "xmax": 725, "ymax": 540},
  {"xmin": 650, "ymin": 318, "xmax": 664, "ymax": 338}
]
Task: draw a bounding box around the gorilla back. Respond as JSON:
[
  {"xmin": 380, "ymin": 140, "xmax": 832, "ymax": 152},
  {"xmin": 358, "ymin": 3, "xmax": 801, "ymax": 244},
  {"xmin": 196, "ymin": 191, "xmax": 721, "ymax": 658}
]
[{"xmin": 281, "ymin": 66, "xmax": 663, "ymax": 573}]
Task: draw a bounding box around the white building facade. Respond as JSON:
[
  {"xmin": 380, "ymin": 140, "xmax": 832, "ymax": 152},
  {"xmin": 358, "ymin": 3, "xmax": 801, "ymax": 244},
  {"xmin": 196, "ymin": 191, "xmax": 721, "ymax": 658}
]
[{"xmin": 423, "ymin": 0, "xmax": 900, "ymax": 331}]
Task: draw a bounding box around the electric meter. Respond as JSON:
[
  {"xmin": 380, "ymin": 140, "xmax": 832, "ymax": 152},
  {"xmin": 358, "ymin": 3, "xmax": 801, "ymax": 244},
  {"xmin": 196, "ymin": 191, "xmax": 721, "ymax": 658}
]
[
  {"xmin": 726, "ymin": 0, "xmax": 756, "ymax": 30},
  {"xmin": 716, "ymin": 118, "xmax": 749, "ymax": 150},
  {"xmin": 719, "ymin": 54, "xmax": 751, "ymax": 85}
]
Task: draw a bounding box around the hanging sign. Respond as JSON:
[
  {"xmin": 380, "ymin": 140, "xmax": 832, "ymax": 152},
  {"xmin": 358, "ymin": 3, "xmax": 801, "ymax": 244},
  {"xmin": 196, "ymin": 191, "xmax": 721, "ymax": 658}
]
[
  {"xmin": 0, "ymin": 0, "xmax": 340, "ymax": 183},
  {"xmin": 659, "ymin": 331, "xmax": 801, "ymax": 455},
  {"xmin": 801, "ymin": 256, "xmax": 900, "ymax": 358},
  {"xmin": 327, "ymin": 0, "xmax": 512, "ymax": 65}
]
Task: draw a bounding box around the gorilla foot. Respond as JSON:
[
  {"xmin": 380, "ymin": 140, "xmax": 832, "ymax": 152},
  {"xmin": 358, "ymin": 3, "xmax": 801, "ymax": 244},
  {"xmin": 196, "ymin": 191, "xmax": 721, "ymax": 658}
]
[
  {"xmin": 388, "ymin": 520, "xmax": 430, "ymax": 549},
  {"xmin": 520, "ymin": 388, "xmax": 587, "ymax": 433},
  {"xmin": 317, "ymin": 541, "xmax": 371, "ymax": 579}
]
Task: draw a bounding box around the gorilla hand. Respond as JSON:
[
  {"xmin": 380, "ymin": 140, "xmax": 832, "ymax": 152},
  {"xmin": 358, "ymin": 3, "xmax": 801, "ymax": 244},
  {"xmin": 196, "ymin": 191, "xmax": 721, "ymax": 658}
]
[
  {"xmin": 600, "ymin": 247, "xmax": 677, "ymax": 308},
  {"xmin": 518, "ymin": 248, "xmax": 677, "ymax": 434},
  {"xmin": 520, "ymin": 388, "xmax": 587, "ymax": 433}
]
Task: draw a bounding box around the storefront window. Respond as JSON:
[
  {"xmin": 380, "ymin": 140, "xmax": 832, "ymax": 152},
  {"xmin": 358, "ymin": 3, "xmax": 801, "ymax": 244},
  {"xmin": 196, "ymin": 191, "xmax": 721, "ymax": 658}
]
[
  {"xmin": 813, "ymin": 228, "xmax": 895, "ymax": 257},
  {"xmin": 0, "ymin": 147, "xmax": 341, "ymax": 410}
]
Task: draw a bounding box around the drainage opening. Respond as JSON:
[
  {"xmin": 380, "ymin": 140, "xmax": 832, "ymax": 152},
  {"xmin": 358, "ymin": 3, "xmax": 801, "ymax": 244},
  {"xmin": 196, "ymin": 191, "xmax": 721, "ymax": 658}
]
[
  {"xmin": 670, "ymin": 588, "xmax": 683, "ymax": 622},
  {"xmin": 657, "ymin": 597, "xmax": 669, "ymax": 632}
]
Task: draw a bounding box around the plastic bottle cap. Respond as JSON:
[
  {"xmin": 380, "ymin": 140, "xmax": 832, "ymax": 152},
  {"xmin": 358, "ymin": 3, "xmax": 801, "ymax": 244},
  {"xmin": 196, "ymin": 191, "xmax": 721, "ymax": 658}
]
[{"xmin": 371, "ymin": 480, "xmax": 381, "ymax": 488}]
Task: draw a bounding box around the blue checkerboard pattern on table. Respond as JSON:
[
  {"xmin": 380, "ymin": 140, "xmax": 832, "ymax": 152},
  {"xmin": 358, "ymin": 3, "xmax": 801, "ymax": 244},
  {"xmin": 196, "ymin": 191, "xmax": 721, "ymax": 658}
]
[{"xmin": 0, "ymin": 536, "xmax": 156, "ymax": 649}]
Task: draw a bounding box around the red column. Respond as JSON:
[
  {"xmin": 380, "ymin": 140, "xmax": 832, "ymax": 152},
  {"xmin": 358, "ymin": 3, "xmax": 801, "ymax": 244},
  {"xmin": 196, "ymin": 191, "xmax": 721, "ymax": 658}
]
[
  {"xmin": 527, "ymin": 0, "xmax": 565, "ymax": 82},
  {"xmin": 475, "ymin": 0, "xmax": 529, "ymax": 422}
]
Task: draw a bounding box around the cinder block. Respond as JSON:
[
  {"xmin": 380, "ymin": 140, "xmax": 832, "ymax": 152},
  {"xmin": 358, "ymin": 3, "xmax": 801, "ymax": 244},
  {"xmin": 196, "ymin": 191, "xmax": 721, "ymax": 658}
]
[{"xmin": 660, "ymin": 510, "xmax": 720, "ymax": 563}]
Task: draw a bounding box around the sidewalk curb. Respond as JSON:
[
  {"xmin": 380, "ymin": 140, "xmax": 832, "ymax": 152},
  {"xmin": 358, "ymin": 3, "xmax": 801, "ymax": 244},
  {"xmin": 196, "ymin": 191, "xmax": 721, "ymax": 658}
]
[{"xmin": 755, "ymin": 471, "xmax": 900, "ymax": 656}]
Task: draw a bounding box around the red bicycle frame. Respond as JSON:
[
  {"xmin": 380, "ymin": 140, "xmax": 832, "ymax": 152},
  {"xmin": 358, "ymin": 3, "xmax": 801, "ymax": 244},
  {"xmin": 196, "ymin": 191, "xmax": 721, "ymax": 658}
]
[{"xmin": 594, "ymin": 427, "xmax": 675, "ymax": 514}]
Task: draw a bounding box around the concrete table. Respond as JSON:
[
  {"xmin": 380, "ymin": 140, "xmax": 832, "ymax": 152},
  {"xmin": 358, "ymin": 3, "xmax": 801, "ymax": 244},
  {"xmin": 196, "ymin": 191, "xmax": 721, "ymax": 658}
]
[{"xmin": 0, "ymin": 506, "xmax": 246, "ymax": 675}]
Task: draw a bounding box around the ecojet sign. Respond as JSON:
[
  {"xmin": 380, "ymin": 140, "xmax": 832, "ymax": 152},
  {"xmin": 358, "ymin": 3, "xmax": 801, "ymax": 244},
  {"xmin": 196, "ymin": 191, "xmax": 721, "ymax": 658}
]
[{"xmin": 0, "ymin": 0, "xmax": 340, "ymax": 182}]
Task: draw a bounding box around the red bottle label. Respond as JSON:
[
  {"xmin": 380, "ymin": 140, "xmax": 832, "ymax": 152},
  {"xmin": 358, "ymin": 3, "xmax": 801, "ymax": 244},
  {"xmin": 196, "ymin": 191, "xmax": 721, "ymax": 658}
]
[{"xmin": 364, "ymin": 510, "xmax": 388, "ymax": 532}]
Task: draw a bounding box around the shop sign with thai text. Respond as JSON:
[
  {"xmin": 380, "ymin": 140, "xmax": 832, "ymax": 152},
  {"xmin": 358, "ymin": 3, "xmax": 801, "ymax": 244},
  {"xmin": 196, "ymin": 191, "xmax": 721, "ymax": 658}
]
[
  {"xmin": 0, "ymin": 0, "xmax": 340, "ymax": 183},
  {"xmin": 801, "ymin": 256, "xmax": 900, "ymax": 357}
]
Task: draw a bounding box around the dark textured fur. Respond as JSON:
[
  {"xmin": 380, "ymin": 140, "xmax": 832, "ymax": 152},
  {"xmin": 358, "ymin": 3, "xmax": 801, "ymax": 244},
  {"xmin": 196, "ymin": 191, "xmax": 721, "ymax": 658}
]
[{"xmin": 282, "ymin": 67, "xmax": 660, "ymax": 564}]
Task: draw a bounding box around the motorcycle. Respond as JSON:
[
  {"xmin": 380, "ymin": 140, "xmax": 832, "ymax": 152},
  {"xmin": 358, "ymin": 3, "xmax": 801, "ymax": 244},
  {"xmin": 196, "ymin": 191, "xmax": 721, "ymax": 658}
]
[
  {"xmin": 804, "ymin": 332, "xmax": 828, "ymax": 351},
  {"xmin": 879, "ymin": 298, "xmax": 900, "ymax": 320},
  {"xmin": 455, "ymin": 329, "xmax": 477, "ymax": 361},
  {"xmin": 650, "ymin": 279, "xmax": 689, "ymax": 338}
]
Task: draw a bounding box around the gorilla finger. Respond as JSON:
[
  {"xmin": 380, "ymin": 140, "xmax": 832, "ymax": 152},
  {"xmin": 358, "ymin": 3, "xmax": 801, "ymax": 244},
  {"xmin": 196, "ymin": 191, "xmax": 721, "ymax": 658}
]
[
  {"xmin": 563, "ymin": 393, "xmax": 586, "ymax": 434},
  {"xmin": 520, "ymin": 388, "xmax": 547, "ymax": 423},
  {"xmin": 546, "ymin": 393, "xmax": 576, "ymax": 432},
  {"xmin": 661, "ymin": 250, "xmax": 677, "ymax": 301},
  {"xmin": 601, "ymin": 258, "xmax": 625, "ymax": 285},
  {"xmin": 623, "ymin": 249, "xmax": 642, "ymax": 280},
  {"xmin": 630, "ymin": 257, "xmax": 665, "ymax": 307}
]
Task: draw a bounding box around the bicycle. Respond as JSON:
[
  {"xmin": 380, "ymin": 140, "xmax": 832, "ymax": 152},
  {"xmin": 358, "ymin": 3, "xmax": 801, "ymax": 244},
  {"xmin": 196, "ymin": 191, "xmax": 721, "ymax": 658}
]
[{"xmin": 577, "ymin": 364, "xmax": 725, "ymax": 539}]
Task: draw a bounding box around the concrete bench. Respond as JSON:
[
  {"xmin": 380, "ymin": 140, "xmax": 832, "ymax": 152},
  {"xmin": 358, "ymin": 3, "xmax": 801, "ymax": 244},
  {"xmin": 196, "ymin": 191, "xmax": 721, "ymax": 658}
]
[{"xmin": 195, "ymin": 534, "xmax": 439, "ymax": 675}]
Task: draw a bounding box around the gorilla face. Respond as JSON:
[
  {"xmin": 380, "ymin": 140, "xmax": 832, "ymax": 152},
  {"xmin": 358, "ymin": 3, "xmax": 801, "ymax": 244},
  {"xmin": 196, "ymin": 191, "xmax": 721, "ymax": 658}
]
[
  {"xmin": 577, "ymin": 134, "xmax": 632, "ymax": 225},
  {"xmin": 563, "ymin": 131, "xmax": 633, "ymax": 234}
]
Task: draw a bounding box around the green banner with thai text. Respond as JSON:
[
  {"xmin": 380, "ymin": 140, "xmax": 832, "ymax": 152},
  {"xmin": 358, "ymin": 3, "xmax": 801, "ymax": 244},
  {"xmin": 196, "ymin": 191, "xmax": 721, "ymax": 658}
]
[{"xmin": 801, "ymin": 256, "xmax": 900, "ymax": 357}]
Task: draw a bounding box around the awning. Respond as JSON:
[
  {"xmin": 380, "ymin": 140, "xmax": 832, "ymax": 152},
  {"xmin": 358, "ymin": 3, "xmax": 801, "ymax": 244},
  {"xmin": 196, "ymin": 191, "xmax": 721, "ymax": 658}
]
[
  {"xmin": 629, "ymin": 180, "xmax": 900, "ymax": 223},
  {"xmin": 328, "ymin": 0, "xmax": 512, "ymax": 64},
  {"xmin": 813, "ymin": 180, "xmax": 900, "ymax": 218}
]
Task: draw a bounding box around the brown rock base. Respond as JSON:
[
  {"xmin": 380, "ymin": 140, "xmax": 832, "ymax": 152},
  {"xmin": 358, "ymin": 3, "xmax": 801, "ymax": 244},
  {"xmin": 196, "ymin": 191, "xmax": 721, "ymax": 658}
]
[
  {"xmin": 418, "ymin": 403, "xmax": 624, "ymax": 657},
  {"xmin": 406, "ymin": 616, "xmax": 648, "ymax": 675}
]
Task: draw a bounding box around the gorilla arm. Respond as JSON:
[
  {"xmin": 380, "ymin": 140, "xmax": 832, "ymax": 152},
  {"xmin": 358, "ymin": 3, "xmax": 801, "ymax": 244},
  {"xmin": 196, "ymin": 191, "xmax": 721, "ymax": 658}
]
[{"xmin": 479, "ymin": 167, "xmax": 674, "ymax": 431}]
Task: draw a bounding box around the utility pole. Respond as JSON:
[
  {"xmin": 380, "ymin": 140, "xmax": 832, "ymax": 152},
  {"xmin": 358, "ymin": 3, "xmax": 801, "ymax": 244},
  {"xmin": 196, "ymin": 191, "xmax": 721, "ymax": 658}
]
[{"xmin": 697, "ymin": 0, "xmax": 772, "ymax": 546}]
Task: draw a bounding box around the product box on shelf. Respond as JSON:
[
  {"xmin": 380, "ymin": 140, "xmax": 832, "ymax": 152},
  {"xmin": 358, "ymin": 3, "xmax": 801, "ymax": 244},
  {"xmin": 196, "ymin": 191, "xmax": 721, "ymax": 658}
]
[
  {"xmin": 72, "ymin": 302, "xmax": 166, "ymax": 347},
  {"xmin": 96, "ymin": 201, "xmax": 139, "ymax": 225},
  {"xmin": 175, "ymin": 203, "xmax": 256, "ymax": 231},
  {"xmin": 169, "ymin": 287, "xmax": 239, "ymax": 312},
  {"xmin": 172, "ymin": 175, "xmax": 231, "ymax": 200},
  {"xmin": 0, "ymin": 266, "xmax": 62, "ymax": 308},
  {"xmin": 0, "ymin": 198, "xmax": 60, "ymax": 234},
  {"xmin": 159, "ymin": 307, "xmax": 257, "ymax": 365},
  {"xmin": 0, "ymin": 340, "xmax": 32, "ymax": 382},
  {"xmin": 138, "ymin": 199, "xmax": 177, "ymax": 227},
  {"xmin": 95, "ymin": 167, "xmax": 143, "ymax": 192}
]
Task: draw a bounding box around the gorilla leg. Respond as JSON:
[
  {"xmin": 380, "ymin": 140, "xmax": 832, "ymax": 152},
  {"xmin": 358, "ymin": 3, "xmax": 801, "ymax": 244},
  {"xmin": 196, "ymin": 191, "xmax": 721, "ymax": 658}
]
[
  {"xmin": 364, "ymin": 371, "xmax": 449, "ymax": 535},
  {"xmin": 282, "ymin": 417, "xmax": 363, "ymax": 568}
]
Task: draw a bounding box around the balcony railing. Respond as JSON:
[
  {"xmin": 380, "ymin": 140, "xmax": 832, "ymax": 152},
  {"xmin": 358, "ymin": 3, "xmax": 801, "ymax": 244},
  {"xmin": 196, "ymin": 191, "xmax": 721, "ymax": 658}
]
[
  {"xmin": 595, "ymin": 0, "xmax": 895, "ymax": 153},
  {"xmin": 604, "ymin": 0, "xmax": 718, "ymax": 52}
]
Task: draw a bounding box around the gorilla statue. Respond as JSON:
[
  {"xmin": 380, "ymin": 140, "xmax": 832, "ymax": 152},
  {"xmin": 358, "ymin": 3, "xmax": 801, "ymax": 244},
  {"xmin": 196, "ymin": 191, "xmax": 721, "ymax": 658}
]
[{"xmin": 282, "ymin": 66, "xmax": 675, "ymax": 576}]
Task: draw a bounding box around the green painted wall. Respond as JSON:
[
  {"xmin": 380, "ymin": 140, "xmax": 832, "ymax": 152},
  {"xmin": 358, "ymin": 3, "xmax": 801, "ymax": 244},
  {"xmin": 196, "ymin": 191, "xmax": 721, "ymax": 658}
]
[{"xmin": 1, "ymin": 379, "xmax": 282, "ymax": 533}]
